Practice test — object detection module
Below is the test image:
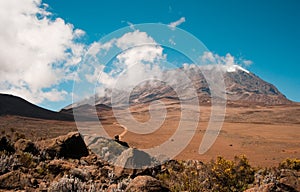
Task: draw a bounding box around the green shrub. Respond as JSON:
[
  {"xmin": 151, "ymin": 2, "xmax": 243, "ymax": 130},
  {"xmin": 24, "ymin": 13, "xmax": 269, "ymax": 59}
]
[
  {"xmin": 279, "ymin": 158, "xmax": 300, "ymax": 171},
  {"xmin": 157, "ymin": 155, "xmax": 255, "ymax": 192},
  {"xmin": 207, "ymin": 155, "xmax": 255, "ymax": 192},
  {"xmin": 157, "ymin": 160, "xmax": 204, "ymax": 192}
]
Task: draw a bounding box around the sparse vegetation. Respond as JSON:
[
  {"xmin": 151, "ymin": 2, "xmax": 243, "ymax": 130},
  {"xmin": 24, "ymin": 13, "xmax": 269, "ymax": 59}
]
[
  {"xmin": 157, "ymin": 155, "xmax": 255, "ymax": 192},
  {"xmin": 279, "ymin": 158, "xmax": 300, "ymax": 171},
  {"xmin": 0, "ymin": 134, "xmax": 299, "ymax": 191},
  {"xmin": 0, "ymin": 154, "xmax": 20, "ymax": 174},
  {"xmin": 49, "ymin": 175, "xmax": 95, "ymax": 192},
  {"xmin": 19, "ymin": 152, "xmax": 37, "ymax": 168}
]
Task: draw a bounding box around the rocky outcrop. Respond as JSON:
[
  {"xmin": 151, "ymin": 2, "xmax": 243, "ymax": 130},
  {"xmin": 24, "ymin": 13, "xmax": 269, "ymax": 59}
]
[
  {"xmin": 125, "ymin": 175, "xmax": 170, "ymax": 192},
  {"xmin": 0, "ymin": 132, "xmax": 298, "ymax": 192},
  {"xmin": 114, "ymin": 148, "xmax": 152, "ymax": 178},
  {"xmin": 279, "ymin": 169, "xmax": 300, "ymax": 191},
  {"xmin": 83, "ymin": 135, "xmax": 128, "ymax": 162},
  {"xmin": 14, "ymin": 138, "xmax": 38, "ymax": 155},
  {"xmin": 0, "ymin": 170, "xmax": 31, "ymax": 189},
  {"xmin": 43, "ymin": 132, "xmax": 89, "ymax": 159},
  {"xmin": 47, "ymin": 159, "xmax": 75, "ymax": 175},
  {"xmin": 245, "ymin": 169, "xmax": 300, "ymax": 192}
]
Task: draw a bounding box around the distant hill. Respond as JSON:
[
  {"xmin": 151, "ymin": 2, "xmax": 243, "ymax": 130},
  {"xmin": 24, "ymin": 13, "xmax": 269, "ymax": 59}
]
[{"xmin": 0, "ymin": 94, "xmax": 74, "ymax": 121}]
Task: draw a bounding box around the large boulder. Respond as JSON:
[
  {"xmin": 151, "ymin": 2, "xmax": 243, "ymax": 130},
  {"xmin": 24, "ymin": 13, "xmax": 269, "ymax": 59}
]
[
  {"xmin": 82, "ymin": 135, "xmax": 128, "ymax": 162},
  {"xmin": 114, "ymin": 148, "xmax": 153, "ymax": 178},
  {"xmin": 125, "ymin": 175, "xmax": 169, "ymax": 192},
  {"xmin": 45, "ymin": 132, "xmax": 89, "ymax": 159}
]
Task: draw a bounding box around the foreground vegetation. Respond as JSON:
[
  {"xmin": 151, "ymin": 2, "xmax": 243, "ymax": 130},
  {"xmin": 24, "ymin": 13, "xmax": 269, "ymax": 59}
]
[{"xmin": 0, "ymin": 132, "xmax": 299, "ymax": 191}]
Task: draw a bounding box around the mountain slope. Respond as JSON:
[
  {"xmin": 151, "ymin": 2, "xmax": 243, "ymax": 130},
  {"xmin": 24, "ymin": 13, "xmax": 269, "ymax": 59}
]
[
  {"xmin": 68, "ymin": 65, "xmax": 292, "ymax": 109},
  {"xmin": 0, "ymin": 94, "xmax": 74, "ymax": 121},
  {"xmin": 224, "ymin": 69, "xmax": 291, "ymax": 105}
]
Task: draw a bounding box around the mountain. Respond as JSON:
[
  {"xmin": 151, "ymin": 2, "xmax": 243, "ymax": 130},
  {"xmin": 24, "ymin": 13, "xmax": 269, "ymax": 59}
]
[
  {"xmin": 223, "ymin": 66, "xmax": 291, "ymax": 105},
  {"xmin": 66, "ymin": 65, "xmax": 292, "ymax": 109},
  {"xmin": 0, "ymin": 94, "xmax": 74, "ymax": 121}
]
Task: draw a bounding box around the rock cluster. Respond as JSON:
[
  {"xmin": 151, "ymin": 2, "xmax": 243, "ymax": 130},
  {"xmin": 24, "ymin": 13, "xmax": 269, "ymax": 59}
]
[
  {"xmin": 0, "ymin": 133, "xmax": 168, "ymax": 191},
  {"xmin": 0, "ymin": 132, "xmax": 299, "ymax": 192},
  {"xmin": 245, "ymin": 168, "xmax": 300, "ymax": 192}
]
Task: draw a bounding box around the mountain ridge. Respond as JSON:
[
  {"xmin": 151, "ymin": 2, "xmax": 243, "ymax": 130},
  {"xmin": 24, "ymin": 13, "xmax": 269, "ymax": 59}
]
[
  {"xmin": 65, "ymin": 66, "xmax": 292, "ymax": 110},
  {"xmin": 0, "ymin": 66, "xmax": 294, "ymax": 119}
]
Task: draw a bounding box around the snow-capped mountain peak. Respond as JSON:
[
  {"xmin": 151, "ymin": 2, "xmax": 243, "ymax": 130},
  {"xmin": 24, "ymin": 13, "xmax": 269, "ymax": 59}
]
[{"xmin": 225, "ymin": 64, "xmax": 249, "ymax": 73}]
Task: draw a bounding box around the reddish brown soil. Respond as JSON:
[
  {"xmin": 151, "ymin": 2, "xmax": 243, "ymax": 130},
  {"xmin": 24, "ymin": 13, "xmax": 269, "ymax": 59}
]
[{"xmin": 1, "ymin": 101, "xmax": 299, "ymax": 167}]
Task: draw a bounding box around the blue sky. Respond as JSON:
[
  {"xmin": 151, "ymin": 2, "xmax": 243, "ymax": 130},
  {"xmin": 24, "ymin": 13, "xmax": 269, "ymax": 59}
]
[
  {"xmin": 46, "ymin": 0, "xmax": 300, "ymax": 99},
  {"xmin": 1, "ymin": 0, "xmax": 299, "ymax": 111}
]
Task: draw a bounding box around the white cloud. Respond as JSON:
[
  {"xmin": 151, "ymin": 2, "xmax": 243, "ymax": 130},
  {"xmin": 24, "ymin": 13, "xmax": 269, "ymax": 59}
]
[
  {"xmin": 116, "ymin": 45, "xmax": 164, "ymax": 67},
  {"xmin": 0, "ymin": 0, "xmax": 85, "ymax": 104},
  {"xmin": 168, "ymin": 17, "xmax": 186, "ymax": 29},
  {"xmin": 0, "ymin": 86, "xmax": 68, "ymax": 104},
  {"xmin": 201, "ymin": 52, "xmax": 251, "ymax": 73},
  {"xmin": 43, "ymin": 89, "xmax": 68, "ymax": 102},
  {"xmin": 116, "ymin": 30, "xmax": 156, "ymax": 50},
  {"xmin": 83, "ymin": 30, "xmax": 166, "ymax": 93},
  {"xmin": 201, "ymin": 51, "xmax": 216, "ymax": 63},
  {"xmin": 242, "ymin": 60, "xmax": 253, "ymax": 66},
  {"xmin": 86, "ymin": 41, "xmax": 114, "ymax": 57},
  {"xmin": 109, "ymin": 31, "xmax": 165, "ymax": 87}
]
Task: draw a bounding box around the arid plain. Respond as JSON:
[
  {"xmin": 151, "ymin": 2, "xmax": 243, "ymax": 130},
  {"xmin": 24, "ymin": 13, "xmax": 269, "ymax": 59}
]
[{"xmin": 1, "ymin": 99, "xmax": 299, "ymax": 167}]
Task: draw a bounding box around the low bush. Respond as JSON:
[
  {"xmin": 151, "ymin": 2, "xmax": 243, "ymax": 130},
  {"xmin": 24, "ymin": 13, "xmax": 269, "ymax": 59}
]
[
  {"xmin": 157, "ymin": 155, "xmax": 255, "ymax": 192},
  {"xmin": 279, "ymin": 158, "xmax": 300, "ymax": 171}
]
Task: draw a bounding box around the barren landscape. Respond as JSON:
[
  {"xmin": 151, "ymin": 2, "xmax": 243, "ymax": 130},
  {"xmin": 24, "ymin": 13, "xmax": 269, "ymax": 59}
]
[
  {"xmin": 1, "ymin": 99, "xmax": 299, "ymax": 167},
  {"xmin": 0, "ymin": 65, "xmax": 299, "ymax": 191}
]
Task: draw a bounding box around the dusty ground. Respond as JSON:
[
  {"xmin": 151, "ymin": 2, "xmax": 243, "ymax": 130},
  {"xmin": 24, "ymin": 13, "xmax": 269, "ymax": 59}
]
[{"xmin": 1, "ymin": 101, "xmax": 299, "ymax": 167}]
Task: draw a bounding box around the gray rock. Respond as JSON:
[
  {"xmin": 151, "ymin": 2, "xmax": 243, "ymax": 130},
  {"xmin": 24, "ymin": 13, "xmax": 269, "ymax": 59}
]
[
  {"xmin": 83, "ymin": 135, "xmax": 127, "ymax": 162},
  {"xmin": 114, "ymin": 148, "xmax": 152, "ymax": 178}
]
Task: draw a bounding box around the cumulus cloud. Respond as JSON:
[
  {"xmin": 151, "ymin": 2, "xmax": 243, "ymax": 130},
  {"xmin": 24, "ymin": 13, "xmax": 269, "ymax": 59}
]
[
  {"xmin": 0, "ymin": 0, "xmax": 85, "ymax": 104},
  {"xmin": 168, "ymin": 17, "xmax": 186, "ymax": 29},
  {"xmin": 115, "ymin": 30, "xmax": 156, "ymax": 50},
  {"xmin": 86, "ymin": 41, "xmax": 114, "ymax": 57},
  {"xmin": 84, "ymin": 30, "xmax": 252, "ymax": 98},
  {"xmin": 83, "ymin": 30, "xmax": 166, "ymax": 92},
  {"xmin": 201, "ymin": 52, "xmax": 251, "ymax": 73},
  {"xmin": 109, "ymin": 31, "xmax": 165, "ymax": 88},
  {"xmin": 0, "ymin": 1, "xmax": 253, "ymax": 110}
]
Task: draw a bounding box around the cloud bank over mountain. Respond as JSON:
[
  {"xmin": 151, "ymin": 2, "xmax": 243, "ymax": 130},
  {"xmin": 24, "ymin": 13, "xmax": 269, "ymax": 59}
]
[{"xmin": 0, "ymin": 3, "xmax": 252, "ymax": 109}]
